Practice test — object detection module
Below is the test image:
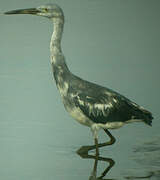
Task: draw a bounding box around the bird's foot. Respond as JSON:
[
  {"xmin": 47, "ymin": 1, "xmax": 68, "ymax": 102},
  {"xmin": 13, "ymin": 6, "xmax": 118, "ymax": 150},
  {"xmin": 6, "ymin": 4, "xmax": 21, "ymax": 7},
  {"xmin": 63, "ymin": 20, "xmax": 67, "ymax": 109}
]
[
  {"xmin": 76, "ymin": 145, "xmax": 95, "ymax": 156},
  {"xmin": 106, "ymin": 137, "xmax": 116, "ymax": 146}
]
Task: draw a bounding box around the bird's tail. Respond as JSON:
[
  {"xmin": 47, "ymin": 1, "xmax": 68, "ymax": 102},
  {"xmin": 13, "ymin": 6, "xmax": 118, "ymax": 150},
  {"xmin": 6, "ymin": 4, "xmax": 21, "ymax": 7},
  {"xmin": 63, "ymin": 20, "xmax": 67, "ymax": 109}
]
[{"xmin": 141, "ymin": 109, "xmax": 153, "ymax": 126}]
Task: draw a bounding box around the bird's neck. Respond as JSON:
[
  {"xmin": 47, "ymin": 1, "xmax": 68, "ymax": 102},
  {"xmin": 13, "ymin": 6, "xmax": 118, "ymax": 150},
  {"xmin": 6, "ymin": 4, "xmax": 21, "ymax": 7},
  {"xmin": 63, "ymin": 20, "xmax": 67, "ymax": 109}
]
[
  {"xmin": 50, "ymin": 18, "xmax": 71, "ymax": 91},
  {"xmin": 50, "ymin": 18, "xmax": 66, "ymax": 65},
  {"xmin": 50, "ymin": 18, "xmax": 63, "ymax": 56}
]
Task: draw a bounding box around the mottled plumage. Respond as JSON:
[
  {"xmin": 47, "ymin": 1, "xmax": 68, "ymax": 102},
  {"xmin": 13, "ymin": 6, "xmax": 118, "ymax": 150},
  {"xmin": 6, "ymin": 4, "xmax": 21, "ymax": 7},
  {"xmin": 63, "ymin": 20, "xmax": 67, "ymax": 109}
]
[
  {"xmin": 4, "ymin": 4, "xmax": 153, "ymax": 155},
  {"xmin": 71, "ymin": 78, "xmax": 152, "ymax": 126},
  {"xmin": 57, "ymin": 73, "xmax": 153, "ymax": 129}
]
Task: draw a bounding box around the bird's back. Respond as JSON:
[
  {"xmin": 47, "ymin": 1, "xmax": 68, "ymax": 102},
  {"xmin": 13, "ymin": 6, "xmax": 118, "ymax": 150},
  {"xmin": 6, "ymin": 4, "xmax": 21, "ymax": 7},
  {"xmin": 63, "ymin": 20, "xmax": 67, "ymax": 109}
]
[{"xmin": 66, "ymin": 74, "xmax": 153, "ymax": 126}]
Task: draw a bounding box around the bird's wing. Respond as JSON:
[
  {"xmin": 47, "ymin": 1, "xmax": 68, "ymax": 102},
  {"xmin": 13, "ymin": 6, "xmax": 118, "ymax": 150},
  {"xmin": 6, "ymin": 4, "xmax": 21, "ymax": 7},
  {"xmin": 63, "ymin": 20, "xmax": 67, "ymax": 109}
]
[
  {"xmin": 70, "ymin": 77, "xmax": 153, "ymax": 125},
  {"xmin": 72, "ymin": 89, "xmax": 134, "ymax": 124}
]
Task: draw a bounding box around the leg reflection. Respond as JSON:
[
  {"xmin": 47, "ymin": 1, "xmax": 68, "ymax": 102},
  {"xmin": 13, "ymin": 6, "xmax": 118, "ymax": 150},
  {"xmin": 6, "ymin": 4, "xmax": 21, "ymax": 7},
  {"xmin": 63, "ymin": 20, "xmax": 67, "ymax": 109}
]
[
  {"xmin": 90, "ymin": 155, "xmax": 115, "ymax": 180},
  {"xmin": 77, "ymin": 147, "xmax": 115, "ymax": 180}
]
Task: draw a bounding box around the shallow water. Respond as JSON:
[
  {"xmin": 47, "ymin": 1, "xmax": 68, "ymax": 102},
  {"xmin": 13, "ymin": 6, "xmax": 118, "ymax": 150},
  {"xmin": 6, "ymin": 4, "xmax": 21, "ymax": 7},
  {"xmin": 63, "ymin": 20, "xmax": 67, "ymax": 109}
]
[
  {"xmin": 0, "ymin": 120, "xmax": 160, "ymax": 180},
  {"xmin": 0, "ymin": 0, "xmax": 160, "ymax": 179}
]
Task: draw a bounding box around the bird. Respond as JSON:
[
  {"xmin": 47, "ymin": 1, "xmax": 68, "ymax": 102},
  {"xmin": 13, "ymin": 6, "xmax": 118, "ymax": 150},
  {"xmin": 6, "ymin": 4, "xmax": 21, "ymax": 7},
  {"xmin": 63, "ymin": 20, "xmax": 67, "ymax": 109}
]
[{"xmin": 4, "ymin": 4, "xmax": 153, "ymax": 155}]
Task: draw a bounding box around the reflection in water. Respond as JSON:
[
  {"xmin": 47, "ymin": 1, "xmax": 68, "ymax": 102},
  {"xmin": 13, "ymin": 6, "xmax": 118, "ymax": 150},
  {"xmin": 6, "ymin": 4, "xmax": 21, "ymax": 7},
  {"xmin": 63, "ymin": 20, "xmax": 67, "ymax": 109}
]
[
  {"xmin": 76, "ymin": 137, "xmax": 160, "ymax": 179},
  {"xmin": 76, "ymin": 137, "xmax": 160, "ymax": 180},
  {"xmin": 77, "ymin": 145, "xmax": 115, "ymax": 180},
  {"xmin": 124, "ymin": 137, "xmax": 160, "ymax": 180}
]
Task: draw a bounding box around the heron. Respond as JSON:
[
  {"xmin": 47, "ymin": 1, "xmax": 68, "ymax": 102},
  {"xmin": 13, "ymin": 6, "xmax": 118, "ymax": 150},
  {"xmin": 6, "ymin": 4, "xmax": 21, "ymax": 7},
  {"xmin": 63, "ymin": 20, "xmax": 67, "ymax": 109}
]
[{"xmin": 4, "ymin": 4, "xmax": 153, "ymax": 155}]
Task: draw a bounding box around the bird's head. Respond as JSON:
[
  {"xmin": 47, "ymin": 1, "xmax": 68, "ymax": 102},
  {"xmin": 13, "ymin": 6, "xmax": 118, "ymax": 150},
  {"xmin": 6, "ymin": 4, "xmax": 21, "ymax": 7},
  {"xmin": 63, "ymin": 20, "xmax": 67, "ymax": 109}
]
[{"xmin": 4, "ymin": 4, "xmax": 64, "ymax": 21}]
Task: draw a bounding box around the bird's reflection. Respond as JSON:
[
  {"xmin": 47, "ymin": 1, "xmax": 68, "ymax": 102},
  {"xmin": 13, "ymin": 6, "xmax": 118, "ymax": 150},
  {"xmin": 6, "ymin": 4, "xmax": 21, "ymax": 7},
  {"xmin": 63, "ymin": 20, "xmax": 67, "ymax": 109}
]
[
  {"xmin": 77, "ymin": 145, "xmax": 115, "ymax": 180},
  {"xmin": 76, "ymin": 140, "xmax": 159, "ymax": 180}
]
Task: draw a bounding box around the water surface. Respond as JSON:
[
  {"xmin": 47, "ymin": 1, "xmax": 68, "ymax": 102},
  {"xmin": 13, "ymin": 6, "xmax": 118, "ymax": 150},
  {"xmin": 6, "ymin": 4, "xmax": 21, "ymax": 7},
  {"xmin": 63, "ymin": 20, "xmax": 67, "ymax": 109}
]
[{"xmin": 0, "ymin": 0, "xmax": 160, "ymax": 179}]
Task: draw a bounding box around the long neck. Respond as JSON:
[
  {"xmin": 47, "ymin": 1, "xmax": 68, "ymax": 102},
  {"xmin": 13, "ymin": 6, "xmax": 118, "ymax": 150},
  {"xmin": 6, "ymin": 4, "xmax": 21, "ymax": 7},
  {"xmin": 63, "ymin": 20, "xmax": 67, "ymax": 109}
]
[
  {"xmin": 50, "ymin": 18, "xmax": 71, "ymax": 92},
  {"xmin": 50, "ymin": 18, "xmax": 63, "ymax": 57},
  {"xmin": 50, "ymin": 18, "xmax": 66, "ymax": 67}
]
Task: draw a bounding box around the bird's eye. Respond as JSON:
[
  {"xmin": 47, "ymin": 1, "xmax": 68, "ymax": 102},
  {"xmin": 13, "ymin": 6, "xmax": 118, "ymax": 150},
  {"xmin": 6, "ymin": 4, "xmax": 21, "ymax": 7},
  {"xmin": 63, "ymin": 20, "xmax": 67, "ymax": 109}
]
[{"xmin": 44, "ymin": 8, "xmax": 48, "ymax": 12}]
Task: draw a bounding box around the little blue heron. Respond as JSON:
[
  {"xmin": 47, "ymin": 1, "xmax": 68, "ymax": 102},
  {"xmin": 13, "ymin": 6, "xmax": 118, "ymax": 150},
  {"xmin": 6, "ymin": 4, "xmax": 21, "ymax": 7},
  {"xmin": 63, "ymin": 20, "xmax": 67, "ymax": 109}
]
[{"xmin": 4, "ymin": 4, "xmax": 153, "ymax": 155}]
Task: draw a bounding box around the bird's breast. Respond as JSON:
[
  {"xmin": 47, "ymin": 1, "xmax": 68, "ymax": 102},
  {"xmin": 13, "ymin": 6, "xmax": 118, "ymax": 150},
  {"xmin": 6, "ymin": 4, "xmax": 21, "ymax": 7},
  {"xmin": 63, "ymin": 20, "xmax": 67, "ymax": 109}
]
[
  {"xmin": 57, "ymin": 82, "xmax": 69, "ymax": 97},
  {"xmin": 63, "ymin": 98, "xmax": 93, "ymax": 127}
]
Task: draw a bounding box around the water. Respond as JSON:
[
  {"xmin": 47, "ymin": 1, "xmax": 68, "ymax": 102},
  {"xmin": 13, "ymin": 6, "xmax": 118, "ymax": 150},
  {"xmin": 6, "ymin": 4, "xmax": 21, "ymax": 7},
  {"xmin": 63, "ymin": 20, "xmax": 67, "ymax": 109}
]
[{"xmin": 0, "ymin": 0, "xmax": 160, "ymax": 179}]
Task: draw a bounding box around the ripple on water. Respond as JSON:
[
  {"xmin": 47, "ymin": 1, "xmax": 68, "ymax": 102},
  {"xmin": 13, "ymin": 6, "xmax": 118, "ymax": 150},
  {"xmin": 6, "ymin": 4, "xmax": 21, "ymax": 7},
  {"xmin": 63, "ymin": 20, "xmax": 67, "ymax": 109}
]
[{"xmin": 123, "ymin": 136, "xmax": 160, "ymax": 180}]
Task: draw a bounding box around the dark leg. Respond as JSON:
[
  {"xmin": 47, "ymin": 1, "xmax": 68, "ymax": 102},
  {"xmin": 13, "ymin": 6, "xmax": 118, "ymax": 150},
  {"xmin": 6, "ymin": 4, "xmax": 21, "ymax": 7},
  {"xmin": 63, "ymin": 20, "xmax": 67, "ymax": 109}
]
[
  {"xmin": 103, "ymin": 129, "xmax": 116, "ymax": 145},
  {"xmin": 77, "ymin": 129, "xmax": 116, "ymax": 155},
  {"xmin": 77, "ymin": 149, "xmax": 115, "ymax": 179},
  {"xmin": 94, "ymin": 138, "xmax": 99, "ymax": 156}
]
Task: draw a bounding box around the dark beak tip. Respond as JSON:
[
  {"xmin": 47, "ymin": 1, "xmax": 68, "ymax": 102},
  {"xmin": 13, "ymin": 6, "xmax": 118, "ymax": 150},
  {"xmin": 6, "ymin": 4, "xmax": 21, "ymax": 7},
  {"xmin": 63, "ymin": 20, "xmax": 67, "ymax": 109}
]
[
  {"xmin": 4, "ymin": 11, "xmax": 12, "ymax": 15},
  {"xmin": 3, "ymin": 10, "xmax": 21, "ymax": 15},
  {"xmin": 3, "ymin": 8, "xmax": 39, "ymax": 15}
]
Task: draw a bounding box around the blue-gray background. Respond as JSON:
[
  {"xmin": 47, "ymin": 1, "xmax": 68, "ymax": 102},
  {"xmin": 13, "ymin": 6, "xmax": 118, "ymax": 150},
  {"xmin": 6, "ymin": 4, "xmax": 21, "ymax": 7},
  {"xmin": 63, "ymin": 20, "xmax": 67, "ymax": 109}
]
[{"xmin": 0, "ymin": 0, "xmax": 160, "ymax": 180}]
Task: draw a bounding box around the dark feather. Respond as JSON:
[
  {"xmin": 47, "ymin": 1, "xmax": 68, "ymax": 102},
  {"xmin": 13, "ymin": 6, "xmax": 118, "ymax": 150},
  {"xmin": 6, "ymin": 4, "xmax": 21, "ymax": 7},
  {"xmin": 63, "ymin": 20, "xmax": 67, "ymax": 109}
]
[{"xmin": 70, "ymin": 77, "xmax": 153, "ymax": 125}]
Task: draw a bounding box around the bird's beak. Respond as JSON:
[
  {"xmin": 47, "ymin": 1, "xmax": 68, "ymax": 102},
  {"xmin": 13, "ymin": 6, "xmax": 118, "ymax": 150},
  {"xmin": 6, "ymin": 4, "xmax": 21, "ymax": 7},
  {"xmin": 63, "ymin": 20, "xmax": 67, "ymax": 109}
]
[{"xmin": 4, "ymin": 8, "xmax": 40, "ymax": 15}]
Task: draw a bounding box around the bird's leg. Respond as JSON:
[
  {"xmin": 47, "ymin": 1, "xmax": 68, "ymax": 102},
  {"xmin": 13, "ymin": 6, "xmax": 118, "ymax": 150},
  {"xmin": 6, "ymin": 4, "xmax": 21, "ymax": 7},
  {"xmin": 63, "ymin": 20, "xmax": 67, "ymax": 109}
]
[
  {"xmin": 103, "ymin": 129, "xmax": 116, "ymax": 145},
  {"xmin": 92, "ymin": 129, "xmax": 116, "ymax": 151},
  {"xmin": 94, "ymin": 138, "xmax": 99, "ymax": 156},
  {"xmin": 77, "ymin": 129, "xmax": 116, "ymax": 155}
]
